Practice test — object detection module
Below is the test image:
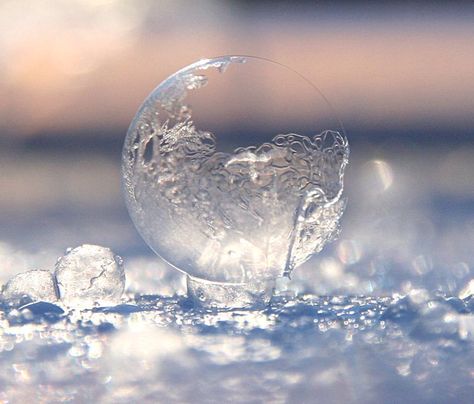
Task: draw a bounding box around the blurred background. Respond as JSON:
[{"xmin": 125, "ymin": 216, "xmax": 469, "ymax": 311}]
[{"xmin": 1, "ymin": 0, "xmax": 473, "ymax": 297}]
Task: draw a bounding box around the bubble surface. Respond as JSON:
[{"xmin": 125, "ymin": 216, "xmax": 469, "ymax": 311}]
[{"xmin": 122, "ymin": 56, "xmax": 349, "ymax": 285}]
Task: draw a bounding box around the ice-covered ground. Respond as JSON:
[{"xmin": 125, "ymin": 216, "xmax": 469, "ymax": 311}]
[
  {"xmin": 1, "ymin": 143, "xmax": 474, "ymax": 402},
  {"xmin": 0, "ymin": 284, "xmax": 473, "ymax": 402}
]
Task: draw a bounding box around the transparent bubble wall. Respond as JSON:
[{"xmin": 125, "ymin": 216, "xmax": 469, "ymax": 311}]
[{"xmin": 122, "ymin": 56, "xmax": 349, "ymax": 285}]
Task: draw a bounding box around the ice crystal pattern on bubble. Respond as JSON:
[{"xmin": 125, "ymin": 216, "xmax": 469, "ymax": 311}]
[{"xmin": 123, "ymin": 56, "xmax": 349, "ymax": 284}]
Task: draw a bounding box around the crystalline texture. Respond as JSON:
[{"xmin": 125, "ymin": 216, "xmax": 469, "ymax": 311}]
[
  {"xmin": 54, "ymin": 244, "xmax": 125, "ymax": 308},
  {"xmin": 1, "ymin": 269, "xmax": 58, "ymax": 304},
  {"xmin": 186, "ymin": 275, "xmax": 274, "ymax": 309},
  {"xmin": 122, "ymin": 56, "xmax": 349, "ymax": 288}
]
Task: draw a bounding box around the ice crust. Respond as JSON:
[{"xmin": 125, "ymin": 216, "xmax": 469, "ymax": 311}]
[
  {"xmin": 0, "ymin": 289, "xmax": 473, "ymax": 403},
  {"xmin": 0, "ymin": 246, "xmax": 473, "ymax": 402}
]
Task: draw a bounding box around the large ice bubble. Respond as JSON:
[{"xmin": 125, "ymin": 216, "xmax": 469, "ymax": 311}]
[{"xmin": 122, "ymin": 56, "xmax": 349, "ymax": 287}]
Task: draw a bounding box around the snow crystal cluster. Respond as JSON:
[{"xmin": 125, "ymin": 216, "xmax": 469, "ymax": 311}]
[{"xmin": 0, "ymin": 244, "xmax": 125, "ymax": 309}]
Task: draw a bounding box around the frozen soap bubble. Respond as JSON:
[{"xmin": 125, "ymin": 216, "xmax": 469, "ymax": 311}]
[
  {"xmin": 54, "ymin": 244, "xmax": 125, "ymax": 308},
  {"xmin": 1, "ymin": 269, "xmax": 58, "ymax": 305},
  {"xmin": 122, "ymin": 56, "xmax": 349, "ymax": 307}
]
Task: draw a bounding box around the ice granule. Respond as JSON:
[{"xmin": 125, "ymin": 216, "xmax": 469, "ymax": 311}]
[
  {"xmin": 459, "ymin": 278, "xmax": 474, "ymax": 300},
  {"xmin": 1, "ymin": 269, "xmax": 58, "ymax": 304},
  {"xmin": 54, "ymin": 244, "xmax": 125, "ymax": 308}
]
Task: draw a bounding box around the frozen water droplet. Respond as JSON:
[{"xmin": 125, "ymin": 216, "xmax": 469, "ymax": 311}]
[
  {"xmin": 54, "ymin": 244, "xmax": 125, "ymax": 308},
  {"xmin": 114, "ymin": 255, "xmax": 124, "ymax": 266},
  {"xmin": 1, "ymin": 269, "xmax": 58, "ymax": 305}
]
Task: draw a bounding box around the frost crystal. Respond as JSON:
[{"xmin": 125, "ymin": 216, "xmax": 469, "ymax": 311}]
[
  {"xmin": 54, "ymin": 244, "xmax": 125, "ymax": 308},
  {"xmin": 1, "ymin": 269, "xmax": 58, "ymax": 304}
]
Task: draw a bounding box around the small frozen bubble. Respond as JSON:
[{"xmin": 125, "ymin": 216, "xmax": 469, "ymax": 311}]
[
  {"xmin": 1, "ymin": 269, "xmax": 58, "ymax": 305},
  {"xmin": 54, "ymin": 244, "xmax": 125, "ymax": 308}
]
